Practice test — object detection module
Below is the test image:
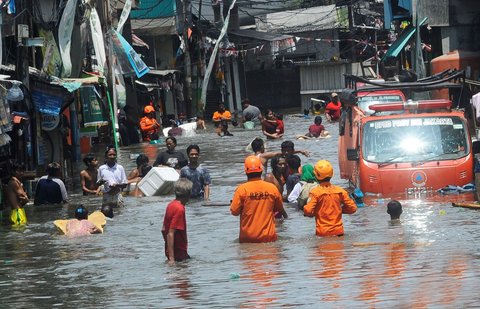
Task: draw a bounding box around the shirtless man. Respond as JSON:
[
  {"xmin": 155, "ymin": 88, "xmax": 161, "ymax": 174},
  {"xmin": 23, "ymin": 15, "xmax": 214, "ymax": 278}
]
[
  {"xmin": 3, "ymin": 160, "xmax": 29, "ymax": 225},
  {"xmin": 80, "ymin": 153, "xmax": 99, "ymax": 195}
]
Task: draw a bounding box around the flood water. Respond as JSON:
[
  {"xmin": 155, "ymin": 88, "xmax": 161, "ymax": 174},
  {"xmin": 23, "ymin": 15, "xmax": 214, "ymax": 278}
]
[{"xmin": 2, "ymin": 115, "xmax": 480, "ymax": 307}]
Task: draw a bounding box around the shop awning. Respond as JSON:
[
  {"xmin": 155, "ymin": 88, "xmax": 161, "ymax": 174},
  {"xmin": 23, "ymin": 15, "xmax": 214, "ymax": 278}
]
[{"xmin": 382, "ymin": 17, "xmax": 427, "ymax": 60}]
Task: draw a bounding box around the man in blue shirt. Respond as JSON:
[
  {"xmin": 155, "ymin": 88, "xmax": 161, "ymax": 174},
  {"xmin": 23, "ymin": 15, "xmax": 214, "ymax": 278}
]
[
  {"xmin": 34, "ymin": 162, "xmax": 68, "ymax": 205},
  {"xmin": 180, "ymin": 144, "xmax": 211, "ymax": 199}
]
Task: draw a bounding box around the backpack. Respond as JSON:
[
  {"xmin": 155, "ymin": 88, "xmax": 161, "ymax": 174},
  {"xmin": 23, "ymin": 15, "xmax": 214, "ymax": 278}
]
[{"xmin": 297, "ymin": 181, "xmax": 318, "ymax": 210}]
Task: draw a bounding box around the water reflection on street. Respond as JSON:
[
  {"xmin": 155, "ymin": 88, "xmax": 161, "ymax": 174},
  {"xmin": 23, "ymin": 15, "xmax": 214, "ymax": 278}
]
[{"xmin": 1, "ymin": 115, "xmax": 480, "ymax": 307}]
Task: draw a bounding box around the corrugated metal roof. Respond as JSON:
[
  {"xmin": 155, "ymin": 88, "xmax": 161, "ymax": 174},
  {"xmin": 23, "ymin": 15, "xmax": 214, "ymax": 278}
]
[{"xmin": 256, "ymin": 5, "xmax": 341, "ymax": 33}]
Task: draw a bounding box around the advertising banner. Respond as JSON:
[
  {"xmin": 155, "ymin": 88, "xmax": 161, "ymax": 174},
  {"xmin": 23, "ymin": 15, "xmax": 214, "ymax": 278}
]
[
  {"xmin": 111, "ymin": 30, "xmax": 149, "ymax": 78},
  {"xmin": 58, "ymin": 0, "xmax": 78, "ymax": 77},
  {"xmin": 117, "ymin": 0, "xmax": 132, "ymax": 34},
  {"xmin": 90, "ymin": 8, "xmax": 107, "ymax": 75},
  {"xmin": 80, "ymin": 86, "xmax": 108, "ymax": 127}
]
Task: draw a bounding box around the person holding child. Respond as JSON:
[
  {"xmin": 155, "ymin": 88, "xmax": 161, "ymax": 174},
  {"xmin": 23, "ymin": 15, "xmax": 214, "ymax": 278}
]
[{"xmin": 262, "ymin": 109, "xmax": 283, "ymax": 139}]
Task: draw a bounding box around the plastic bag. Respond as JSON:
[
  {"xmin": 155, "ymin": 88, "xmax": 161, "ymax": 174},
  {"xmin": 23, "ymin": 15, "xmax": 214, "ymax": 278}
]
[{"xmin": 6, "ymin": 83, "xmax": 24, "ymax": 102}]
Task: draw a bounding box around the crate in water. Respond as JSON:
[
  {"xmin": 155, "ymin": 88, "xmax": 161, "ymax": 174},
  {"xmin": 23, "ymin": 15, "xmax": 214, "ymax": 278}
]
[{"xmin": 137, "ymin": 167, "xmax": 179, "ymax": 196}]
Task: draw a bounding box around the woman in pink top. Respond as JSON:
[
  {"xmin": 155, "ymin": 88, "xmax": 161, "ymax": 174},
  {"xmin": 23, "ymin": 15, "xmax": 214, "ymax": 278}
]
[{"xmin": 66, "ymin": 206, "xmax": 101, "ymax": 238}]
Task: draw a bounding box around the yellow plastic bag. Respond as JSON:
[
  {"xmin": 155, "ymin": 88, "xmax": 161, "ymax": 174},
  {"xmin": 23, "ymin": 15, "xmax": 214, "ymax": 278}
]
[{"xmin": 10, "ymin": 208, "xmax": 27, "ymax": 226}]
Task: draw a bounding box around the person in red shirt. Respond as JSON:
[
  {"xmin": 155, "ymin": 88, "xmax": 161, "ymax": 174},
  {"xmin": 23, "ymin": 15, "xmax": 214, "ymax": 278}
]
[
  {"xmin": 230, "ymin": 156, "xmax": 288, "ymax": 243},
  {"xmin": 325, "ymin": 92, "xmax": 342, "ymax": 122},
  {"xmin": 304, "ymin": 160, "xmax": 357, "ymax": 236},
  {"xmin": 307, "ymin": 116, "xmax": 326, "ymax": 137},
  {"xmin": 297, "ymin": 116, "xmax": 330, "ymax": 140},
  {"xmin": 162, "ymin": 178, "xmax": 193, "ymax": 263},
  {"xmin": 139, "ymin": 105, "xmax": 161, "ymax": 141},
  {"xmin": 275, "ymin": 113, "xmax": 284, "ymax": 135}
]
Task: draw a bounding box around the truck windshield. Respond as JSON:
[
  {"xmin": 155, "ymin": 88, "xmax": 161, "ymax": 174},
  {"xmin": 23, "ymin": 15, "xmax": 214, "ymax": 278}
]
[
  {"xmin": 358, "ymin": 95, "xmax": 403, "ymax": 113},
  {"xmin": 363, "ymin": 117, "xmax": 468, "ymax": 164}
]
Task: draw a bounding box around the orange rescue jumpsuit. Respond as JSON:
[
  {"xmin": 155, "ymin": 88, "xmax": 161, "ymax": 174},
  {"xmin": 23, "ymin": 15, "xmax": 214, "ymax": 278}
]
[
  {"xmin": 303, "ymin": 182, "xmax": 357, "ymax": 236},
  {"xmin": 212, "ymin": 110, "xmax": 232, "ymax": 122},
  {"xmin": 230, "ymin": 178, "xmax": 285, "ymax": 243},
  {"xmin": 139, "ymin": 116, "xmax": 160, "ymax": 141}
]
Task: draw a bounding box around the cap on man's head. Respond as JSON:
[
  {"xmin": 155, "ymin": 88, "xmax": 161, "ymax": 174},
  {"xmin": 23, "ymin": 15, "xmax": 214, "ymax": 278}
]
[
  {"xmin": 144, "ymin": 105, "xmax": 155, "ymax": 114},
  {"xmin": 331, "ymin": 92, "xmax": 338, "ymax": 98}
]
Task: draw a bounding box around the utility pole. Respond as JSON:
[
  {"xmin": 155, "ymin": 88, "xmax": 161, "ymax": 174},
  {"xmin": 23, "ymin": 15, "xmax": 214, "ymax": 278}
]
[
  {"xmin": 15, "ymin": 0, "xmax": 30, "ymax": 89},
  {"xmin": 15, "ymin": 0, "xmax": 31, "ymax": 168},
  {"xmin": 182, "ymin": 0, "xmax": 192, "ymax": 114}
]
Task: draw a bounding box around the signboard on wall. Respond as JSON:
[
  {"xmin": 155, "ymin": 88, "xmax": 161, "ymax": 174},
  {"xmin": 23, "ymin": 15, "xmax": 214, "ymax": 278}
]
[
  {"xmin": 40, "ymin": 113, "xmax": 60, "ymax": 131},
  {"xmin": 31, "ymin": 88, "xmax": 64, "ymax": 115},
  {"xmin": 79, "ymin": 86, "xmax": 108, "ymax": 127}
]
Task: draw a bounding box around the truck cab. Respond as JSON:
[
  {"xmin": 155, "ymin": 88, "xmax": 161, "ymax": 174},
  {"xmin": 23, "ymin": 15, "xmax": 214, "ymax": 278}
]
[{"xmin": 339, "ymin": 70, "xmax": 473, "ymax": 196}]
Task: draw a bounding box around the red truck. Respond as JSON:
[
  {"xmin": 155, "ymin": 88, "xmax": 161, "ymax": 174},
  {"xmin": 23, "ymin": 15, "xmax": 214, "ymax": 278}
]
[{"xmin": 339, "ymin": 70, "xmax": 473, "ymax": 196}]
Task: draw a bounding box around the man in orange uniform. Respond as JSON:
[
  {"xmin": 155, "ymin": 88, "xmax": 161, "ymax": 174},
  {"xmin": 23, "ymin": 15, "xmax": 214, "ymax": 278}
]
[
  {"xmin": 139, "ymin": 105, "xmax": 161, "ymax": 142},
  {"xmin": 304, "ymin": 160, "xmax": 357, "ymax": 236},
  {"xmin": 230, "ymin": 156, "xmax": 288, "ymax": 243},
  {"xmin": 212, "ymin": 103, "xmax": 233, "ymax": 136}
]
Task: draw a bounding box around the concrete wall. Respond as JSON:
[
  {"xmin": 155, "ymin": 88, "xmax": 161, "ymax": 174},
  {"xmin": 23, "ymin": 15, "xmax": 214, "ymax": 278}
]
[{"xmin": 439, "ymin": 0, "xmax": 480, "ymax": 53}]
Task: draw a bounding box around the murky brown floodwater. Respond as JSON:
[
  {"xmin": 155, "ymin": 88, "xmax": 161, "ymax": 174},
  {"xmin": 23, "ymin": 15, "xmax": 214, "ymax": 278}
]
[{"xmin": 1, "ymin": 115, "xmax": 480, "ymax": 307}]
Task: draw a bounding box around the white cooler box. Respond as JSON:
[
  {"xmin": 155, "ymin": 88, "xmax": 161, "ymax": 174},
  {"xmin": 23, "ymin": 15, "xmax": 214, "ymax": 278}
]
[{"xmin": 137, "ymin": 167, "xmax": 180, "ymax": 196}]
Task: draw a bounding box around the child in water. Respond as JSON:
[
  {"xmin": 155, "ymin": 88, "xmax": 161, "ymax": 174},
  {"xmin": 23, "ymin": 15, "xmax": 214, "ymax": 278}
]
[
  {"xmin": 297, "ymin": 116, "xmax": 330, "ymax": 140},
  {"xmin": 387, "ymin": 200, "xmax": 402, "ymax": 224},
  {"xmin": 80, "ymin": 153, "xmax": 100, "ymax": 195},
  {"xmin": 65, "ymin": 205, "xmax": 101, "ymax": 238}
]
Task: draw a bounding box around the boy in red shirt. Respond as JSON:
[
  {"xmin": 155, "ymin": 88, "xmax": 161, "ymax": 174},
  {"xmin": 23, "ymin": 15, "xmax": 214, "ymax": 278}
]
[
  {"xmin": 230, "ymin": 156, "xmax": 288, "ymax": 243},
  {"xmin": 162, "ymin": 178, "xmax": 193, "ymax": 263},
  {"xmin": 304, "ymin": 160, "xmax": 357, "ymax": 236}
]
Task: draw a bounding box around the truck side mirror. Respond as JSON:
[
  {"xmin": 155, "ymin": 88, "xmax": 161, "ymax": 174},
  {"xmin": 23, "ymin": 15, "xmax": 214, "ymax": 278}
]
[{"xmin": 347, "ymin": 148, "xmax": 359, "ymax": 161}]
